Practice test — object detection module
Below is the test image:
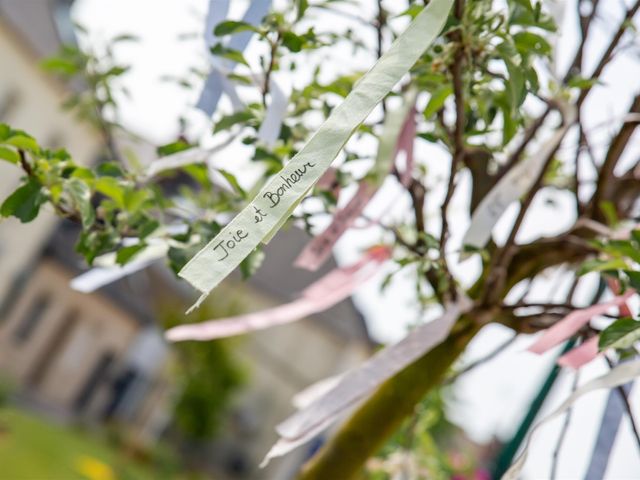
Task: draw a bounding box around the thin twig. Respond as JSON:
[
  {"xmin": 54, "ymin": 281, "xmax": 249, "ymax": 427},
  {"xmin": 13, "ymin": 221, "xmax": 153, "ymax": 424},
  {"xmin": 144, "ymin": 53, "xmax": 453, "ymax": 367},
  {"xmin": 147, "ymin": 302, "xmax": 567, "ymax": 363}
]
[
  {"xmin": 588, "ymin": 93, "xmax": 640, "ymax": 217},
  {"xmin": 438, "ymin": 0, "xmax": 466, "ymax": 300},
  {"xmin": 564, "ymin": 0, "xmax": 601, "ymax": 81},
  {"xmin": 18, "ymin": 149, "xmax": 33, "ymax": 176},
  {"xmin": 376, "ymin": 0, "xmax": 387, "ymax": 113},
  {"xmin": 495, "ymin": 108, "xmax": 551, "ymax": 181},
  {"xmin": 262, "ymin": 32, "xmax": 281, "ymax": 108},
  {"xmin": 573, "ymin": 121, "xmax": 585, "ymax": 216},
  {"xmin": 501, "ymin": 302, "xmax": 574, "ymax": 312},
  {"xmin": 445, "ymin": 334, "xmax": 517, "ymax": 385},
  {"xmin": 576, "ymin": 0, "xmax": 640, "ymax": 108},
  {"xmin": 484, "ymin": 129, "xmax": 569, "ymax": 305}
]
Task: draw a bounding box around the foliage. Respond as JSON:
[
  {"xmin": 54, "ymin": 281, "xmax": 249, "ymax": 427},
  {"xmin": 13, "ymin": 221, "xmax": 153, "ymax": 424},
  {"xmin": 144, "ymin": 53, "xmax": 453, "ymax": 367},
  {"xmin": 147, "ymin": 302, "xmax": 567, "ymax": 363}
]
[
  {"xmin": 2, "ymin": 0, "xmax": 640, "ymax": 477},
  {"xmin": 366, "ymin": 388, "xmax": 461, "ymax": 480},
  {"xmin": 162, "ymin": 297, "xmax": 247, "ymax": 441}
]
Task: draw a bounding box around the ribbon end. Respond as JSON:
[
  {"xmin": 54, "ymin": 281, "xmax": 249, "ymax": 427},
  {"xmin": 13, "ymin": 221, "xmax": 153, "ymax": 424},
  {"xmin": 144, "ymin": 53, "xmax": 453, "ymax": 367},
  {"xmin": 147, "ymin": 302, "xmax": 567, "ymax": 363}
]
[{"xmin": 185, "ymin": 291, "xmax": 210, "ymax": 315}]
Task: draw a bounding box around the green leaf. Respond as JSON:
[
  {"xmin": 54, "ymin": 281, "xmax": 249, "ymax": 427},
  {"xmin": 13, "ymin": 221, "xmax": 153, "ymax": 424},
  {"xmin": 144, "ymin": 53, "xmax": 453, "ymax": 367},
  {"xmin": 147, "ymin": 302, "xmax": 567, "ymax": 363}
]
[
  {"xmin": 70, "ymin": 167, "xmax": 95, "ymax": 180},
  {"xmin": 510, "ymin": 3, "xmax": 556, "ymax": 31},
  {"xmin": 40, "ymin": 57, "xmax": 78, "ymax": 76},
  {"xmin": 213, "ymin": 110, "xmax": 254, "ymax": 133},
  {"xmin": 183, "ymin": 164, "xmax": 212, "ymax": 188},
  {"xmin": 0, "ymin": 124, "xmax": 11, "ymax": 141},
  {"xmin": 210, "ymin": 43, "xmax": 249, "ymax": 66},
  {"xmin": 282, "ymin": 31, "xmax": 304, "ymax": 52},
  {"xmin": 94, "ymin": 177, "xmax": 126, "ymax": 207},
  {"xmin": 599, "ymin": 318, "xmax": 640, "ymax": 351},
  {"xmin": 513, "ymin": 31, "xmax": 551, "ymax": 57},
  {"xmin": 218, "ymin": 169, "xmax": 247, "ymax": 199},
  {"xmin": 0, "ymin": 178, "xmax": 47, "ymax": 223},
  {"xmin": 603, "ymin": 240, "xmax": 640, "ymax": 264},
  {"xmin": 5, "ymin": 135, "xmax": 39, "ymax": 153},
  {"xmin": 76, "ymin": 229, "xmax": 118, "ymax": 265},
  {"xmin": 168, "ymin": 245, "xmax": 200, "ymax": 275},
  {"xmin": 500, "ymin": 100, "xmax": 517, "ymax": 145},
  {"xmin": 578, "ymin": 257, "xmax": 628, "ymax": 276},
  {"xmin": 296, "ymin": 0, "xmax": 309, "ymax": 20},
  {"xmin": 424, "ymin": 85, "xmax": 452, "ymax": 118},
  {"xmin": 157, "ymin": 140, "xmax": 193, "ymax": 157},
  {"xmin": 96, "ymin": 162, "xmax": 124, "ymax": 177},
  {"xmin": 111, "ymin": 34, "xmax": 140, "ymax": 43},
  {"xmin": 240, "ymin": 247, "xmax": 265, "ymax": 279},
  {"xmin": 105, "ymin": 66, "xmax": 130, "ymax": 77},
  {"xmin": 567, "ymin": 76, "xmax": 599, "ymax": 90},
  {"xmin": 64, "ymin": 178, "xmax": 95, "ymax": 228},
  {"xmin": 599, "ymin": 200, "xmax": 619, "ymax": 226},
  {"xmin": 0, "ymin": 146, "xmax": 19, "ymax": 164},
  {"xmin": 116, "ymin": 243, "xmax": 147, "ymax": 265},
  {"xmin": 137, "ymin": 216, "xmax": 160, "ymax": 239},
  {"xmin": 123, "ymin": 189, "xmax": 151, "ymax": 213},
  {"xmin": 497, "ymin": 40, "xmax": 526, "ymax": 110},
  {"xmin": 214, "ymin": 21, "xmax": 259, "ymax": 36},
  {"xmin": 625, "ymin": 270, "xmax": 640, "ymax": 291}
]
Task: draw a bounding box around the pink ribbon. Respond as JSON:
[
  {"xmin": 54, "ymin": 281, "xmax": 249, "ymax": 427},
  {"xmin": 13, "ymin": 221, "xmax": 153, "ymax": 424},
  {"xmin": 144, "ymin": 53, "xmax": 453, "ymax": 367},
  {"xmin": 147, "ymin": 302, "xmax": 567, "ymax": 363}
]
[
  {"xmin": 528, "ymin": 290, "xmax": 636, "ymax": 355},
  {"xmin": 396, "ymin": 106, "xmax": 417, "ymax": 187},
  {"xmin": 607, "ymin": 278, "xmax": 632, "ymax": 316},
  {"xmin": 294, "ymin": 107, "xmax": 417, "ymax": 272},
  {"xmin": 557, "ymin": 336, "xmax": 599, "ymax": 369},
  {"xmin": 316, "ymin": 167, "xmax": 341, "ymax": 199},
  {"xmin": 166, "ymin": 246, "xmax": 391, "ymax": 342},
  {"xmin": 555, "ymin": 280, "xmax": 635, "ymax": 368},
  {"xmin": 294, "ymin": 182, "xmax": 378, "ymax": 271}
]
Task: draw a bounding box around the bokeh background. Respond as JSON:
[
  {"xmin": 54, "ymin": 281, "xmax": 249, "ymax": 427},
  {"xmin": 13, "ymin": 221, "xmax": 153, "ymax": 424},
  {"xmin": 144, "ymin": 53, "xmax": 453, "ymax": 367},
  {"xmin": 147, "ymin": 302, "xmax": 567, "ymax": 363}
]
[{"xmin": 0, "ymin": 1, "xmax": 639, "ymax": 479}]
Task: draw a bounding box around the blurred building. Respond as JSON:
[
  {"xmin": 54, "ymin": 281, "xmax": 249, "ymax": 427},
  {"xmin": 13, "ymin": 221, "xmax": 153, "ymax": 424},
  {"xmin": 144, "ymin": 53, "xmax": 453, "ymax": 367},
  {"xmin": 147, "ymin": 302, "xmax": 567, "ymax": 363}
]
[
  {"xmin": 0, "ymin": 0, "xmax": 172, "ymax": 445},
  {"xmin": 0, "ymin": 1, "xmax": 373, "ymax": 478}
]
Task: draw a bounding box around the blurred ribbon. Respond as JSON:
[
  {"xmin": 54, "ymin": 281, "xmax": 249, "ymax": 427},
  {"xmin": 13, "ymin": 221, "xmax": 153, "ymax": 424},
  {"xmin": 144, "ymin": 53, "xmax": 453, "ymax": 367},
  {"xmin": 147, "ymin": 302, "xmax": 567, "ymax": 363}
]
[
  {"xmin": 557, "ymin": 336, "xmax": 599, "ymax": 369},
  {"xmin": 166, "ymin": 246, "xmax": 390, "ymax": 341},
  {"xmin": 396, "ymin": 105, "xmax": 417, "ymax": 187},
  {"xmin": 262, "ymin": 294, "xmax": 473, "ymax": 466},
  {"xmin": 557, "ymin": 279, "xmax": 634, "ymax": 369},
  {"xmin": 178, "ymin": 0, "xmax": 454, "ymax": 311},
  {"xmin": 294, "ymin": 93, "xmax": 417, "ymax": 271},
  {"xmin": 461, "ymin": 106, "xmax": 576, "ymax": 256},
  {"xmin": 528, "ymin": 290, "xmax": 635, "ymax": 355},
  {"xmin": 197, "ymin": 0, "xmax": 271, "ymax": 115},
  {"xmin": 70, "ymin": 243, "xmax": 168, "ymax": 293},
  {"xmin": 502, "ymin": 359, "xmax": 640, "ymax": 479},
  {"xmin": 584, "ymin": 377, "xmax": 634, "ymax": 480}
]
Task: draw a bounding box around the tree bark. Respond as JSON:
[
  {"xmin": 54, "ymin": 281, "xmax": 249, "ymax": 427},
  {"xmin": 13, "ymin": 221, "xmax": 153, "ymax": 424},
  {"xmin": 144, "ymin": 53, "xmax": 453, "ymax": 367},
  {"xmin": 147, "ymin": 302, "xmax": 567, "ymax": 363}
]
[{"xmin": 297, "ymin": 317, "xmax": 480, "ymax": 480}]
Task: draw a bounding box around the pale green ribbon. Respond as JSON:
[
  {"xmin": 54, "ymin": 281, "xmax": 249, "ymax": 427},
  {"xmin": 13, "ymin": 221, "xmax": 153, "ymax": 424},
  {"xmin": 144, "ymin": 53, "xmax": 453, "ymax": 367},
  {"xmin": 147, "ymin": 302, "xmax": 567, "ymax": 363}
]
[{"xmin": 179, "ymin": 0, "xmax": 454, "ymax": 312}]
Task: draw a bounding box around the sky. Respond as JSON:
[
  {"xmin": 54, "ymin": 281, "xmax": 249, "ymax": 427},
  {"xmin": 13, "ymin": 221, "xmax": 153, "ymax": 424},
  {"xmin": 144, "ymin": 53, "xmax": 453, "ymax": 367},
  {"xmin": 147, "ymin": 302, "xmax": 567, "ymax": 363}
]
[{"xmin": 72, "ymin": 0, "xmax": 640, "ymax": 477}]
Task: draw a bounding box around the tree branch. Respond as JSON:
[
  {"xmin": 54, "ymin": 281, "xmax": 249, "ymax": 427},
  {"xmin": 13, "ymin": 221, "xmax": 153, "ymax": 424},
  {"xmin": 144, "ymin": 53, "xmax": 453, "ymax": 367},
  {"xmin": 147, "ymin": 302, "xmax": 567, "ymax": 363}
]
[
  {"xmin": 444, "ymin": 333, "xmax": 517, "ymax": 385},
  {"xmin": 485, "ymin": 119, "xmax": 573, "ymax": 304},
  {"xmin": 298, "ymin": 317, "xmax": 480, "ymax": 480},
  {"xmin": 437, "ymin": 0, "xmax": 466, "ymax": 301},
  {"xmin": 588, "ymin": 93, "xmax": 640, "ymax": 218},
  {"xmin": 564, "ymin": 0, "xmax": 601, "ymax": 81},
  {"xmin": 576, "ymin": 0, "xmax": 640, "ymax": 108}
]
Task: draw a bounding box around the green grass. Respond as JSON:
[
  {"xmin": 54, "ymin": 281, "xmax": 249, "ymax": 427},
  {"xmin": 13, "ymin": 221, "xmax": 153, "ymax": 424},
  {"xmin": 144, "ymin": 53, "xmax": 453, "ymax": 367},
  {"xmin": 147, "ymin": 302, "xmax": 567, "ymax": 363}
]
[{"xmin": 0, "ymin": 406, "xmax": 169, "ymax": 480}]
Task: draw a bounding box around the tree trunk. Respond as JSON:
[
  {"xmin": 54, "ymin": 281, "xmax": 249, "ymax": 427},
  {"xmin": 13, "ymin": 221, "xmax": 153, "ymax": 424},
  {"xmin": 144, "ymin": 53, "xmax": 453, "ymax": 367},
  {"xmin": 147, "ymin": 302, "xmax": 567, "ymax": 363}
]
[{"xmin": 297, "ymin": 317, "xmax": 481, "ymax": 480}]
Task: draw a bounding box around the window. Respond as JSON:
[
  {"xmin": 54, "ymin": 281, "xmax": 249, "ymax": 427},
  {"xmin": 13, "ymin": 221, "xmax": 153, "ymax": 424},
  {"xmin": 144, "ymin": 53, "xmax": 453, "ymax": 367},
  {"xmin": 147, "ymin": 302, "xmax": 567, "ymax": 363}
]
[{"xmin": 13, "ymin": 294, "xmax": 50, "ymax": 344}]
